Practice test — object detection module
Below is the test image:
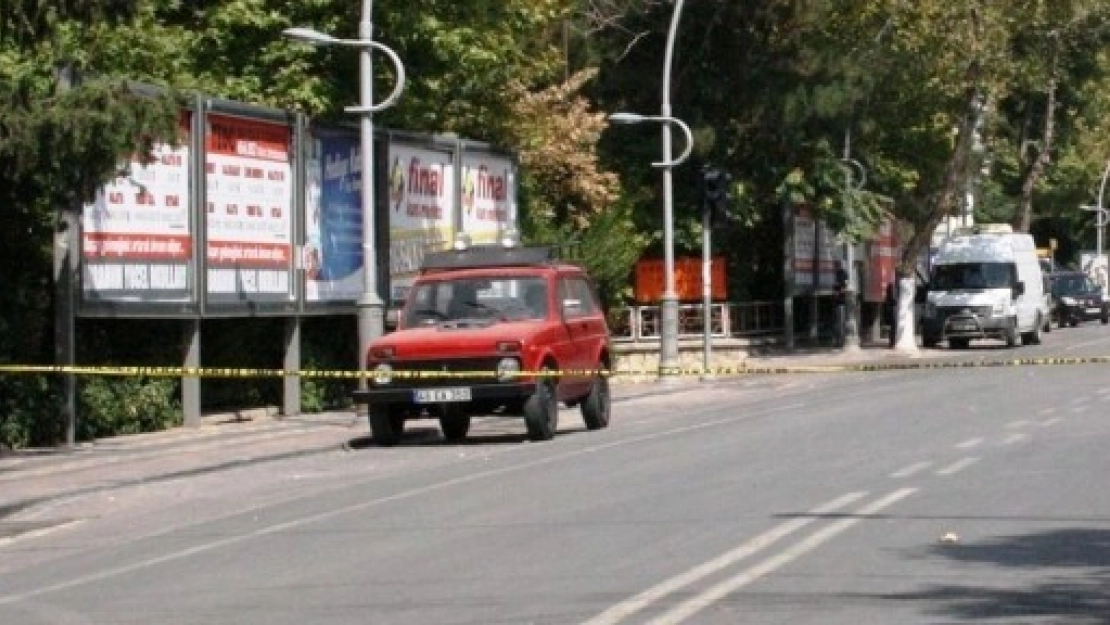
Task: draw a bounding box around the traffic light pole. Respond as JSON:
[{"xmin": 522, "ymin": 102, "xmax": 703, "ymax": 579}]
[{"xmin": 701, "ymin": 188, "xmax": 713, "ymax": 381}]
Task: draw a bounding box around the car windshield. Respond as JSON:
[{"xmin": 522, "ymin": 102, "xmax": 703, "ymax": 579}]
[
  {"xmin": 931, "ymin": 262, "xmax": 1015, "ymax": 290},
  {"xmin": 404, "ymin": 275, "xmax": 548, "ymax": 326},
  {"xmin": 1052, "ymin": 274, "xmax": 1097, "ymax": 296}
]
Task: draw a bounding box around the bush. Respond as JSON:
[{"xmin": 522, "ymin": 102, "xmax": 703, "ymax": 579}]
[
  {"xmin": 78, "ymin": 376, "xmax": 182, "ymax": 440},
  {"xmin": 0, "ymin": 376, "xmax": 60, "ymax": 449}
]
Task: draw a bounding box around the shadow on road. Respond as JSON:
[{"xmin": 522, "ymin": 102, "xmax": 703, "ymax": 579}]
[{"xmin": 885, "ymin": 528, "xmax": 1110, "ymax": 622}]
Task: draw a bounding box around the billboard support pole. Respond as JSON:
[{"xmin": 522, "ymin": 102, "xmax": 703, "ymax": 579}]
[
  {"xmin": 54, "ymin": 205, "xmax": 78, "ymax": 447},
  {"xmin": 182, "ymin": 319, "xmax": 201, "ymax": 427}
]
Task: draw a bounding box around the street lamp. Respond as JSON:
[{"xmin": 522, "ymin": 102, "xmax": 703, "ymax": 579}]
[
  {"xmin": 609, "ymin": 0, "xmax": 690, "ymax": 379},
  {"xmin": 608, "ymin": 111, "xmax": 693, "ymax": 377},
  {"xmin": 283, "ymin": 5, "xmax": 406, "ymax": 390},
  {"xmin": 1081, "ymin": 159, "xmax": 1110, "ymax": 297}
]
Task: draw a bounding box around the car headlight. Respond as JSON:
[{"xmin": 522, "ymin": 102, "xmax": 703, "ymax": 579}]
[
  {"xmin": 373, "ymin": 363, "xmax": 394, "ymax": 386},
  {"xmin": 496, "ymin": 357, "xmax": 521, "ymax": 381},
  {"xmin": 1061, "ymin": 296, "xmax": 1077, "ymax": 306}
]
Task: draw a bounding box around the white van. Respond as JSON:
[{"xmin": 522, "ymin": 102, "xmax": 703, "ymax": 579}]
[{"xmin": 922, "ymin": 224, "xmax": 1050, "ymax": 349}]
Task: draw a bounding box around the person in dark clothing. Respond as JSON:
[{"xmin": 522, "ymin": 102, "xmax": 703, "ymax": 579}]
[{"xmin": 882, "ymin": 282, "xmax": 897, "ymax": 347}]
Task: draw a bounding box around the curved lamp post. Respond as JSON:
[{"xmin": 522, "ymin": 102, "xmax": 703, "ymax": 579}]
[
  {"xmin": 1081, "ymin": 159, "xmax": 1110, "ymax": 297},
  {"xmin": 608, "ymin": 111, "xmax": 693, "ymax": 377},
  {"xmin": 608, "ymin": 0, "xmax": 690, "ymax": 379},
  {"xmin": 283, "ymin": 10, "xmax": 406, "ymax": 390}
]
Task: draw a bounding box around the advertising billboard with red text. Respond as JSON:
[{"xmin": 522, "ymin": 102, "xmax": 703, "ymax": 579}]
[
  {"xmin": 81, "ymin": 113, "xmax": 194, "ymax": 306},
  {"xmin": 204, "ymin": 114, "xmax": 295, "ymax": 308},
  {"xmin": 460, "ymin": 151, "xmax": 515, "ymax": 245},
  {"xmin": 385, "ymin": 140, "xmax": 456, "ymax": 306}
]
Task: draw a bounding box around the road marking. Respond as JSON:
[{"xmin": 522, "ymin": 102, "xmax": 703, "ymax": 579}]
[
  {"xmin": 955, "ymin": 437, "xmax": 984, "ymax": 450},
  {"xmin": 999, "ymin": 433, "xmax": 1028, "ymax": 446},
  {"xmin": 643, "ymin": 488, "xmax": 917, "ymax": 625},
  {"xmin": 0, "ymin": 400, "xmax": 809, "ymax": 607},
  {"xmin": 1037, "ymin": 407, "xmax": 1057, "ymax": 415},
  {"xmin": 1005, "ymin": 420, "xmax": 1030, "ymax": 430},
  {"xmin": 936, "ymin": 457, "xmax": 979, "ymax": 476},
  {"xmin": 580, "ymin": 491, "xmax": 867, "ymax": 625},
  {"xmin": 890, "ymin": 462, "xmax": 931, "ymax": 478},
  {"xmin": 1040, "ymin": 417, "xmax": 1062, "ymax": 427}
]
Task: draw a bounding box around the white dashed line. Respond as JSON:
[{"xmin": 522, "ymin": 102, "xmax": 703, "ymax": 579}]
[
  {"xmin": 955, "ymin": 437, "xmax": 984, "ymax": 450},
  {"xmin": 1040, "ymin": 417, "xmax": 1062, "ymax": 427},
  {"xmin": 999, "ymin": 433, "xmax": 1029, "ymax": 446},
  {"xmin": 936, "ymin": 457, "xmax": 979, "ymax": 476},
  {"xmin": 891, "ymin": 462, "xmax": 931, "ymax": 478}
]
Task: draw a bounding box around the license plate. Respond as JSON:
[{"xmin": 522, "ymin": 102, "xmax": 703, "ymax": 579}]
[
  {"xmin": 1087, "ymin": 307, "xmax": 1101, "ymax": 314},
  {"xmin": 953, "ymin": 322, "xmax": 976, "ymax": 331},
  {"xmin": 413, "ymin": 387, "xmax": 472, "ymax": 403}
]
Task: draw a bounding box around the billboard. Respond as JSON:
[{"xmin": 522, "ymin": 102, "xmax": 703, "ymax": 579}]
[
  {"xmin": 304, "ymin": 129, "xmax": 365, "ymax": 304},
  {"xmin": 81, "ymin": 113, "xmax": 194, "ymax": 305},
  {"xmin": 203, "ymin": 114, "xmax": 295, "ymax": 307},
  {"xmin": 791, "ymin": 205, "xmax": 839, "ymax": 293},
  {"xmin": 385, "ymin": 140, "xmax": 456, "ymax": 306},
  {"xmin": 865, "ymin": 219, "xmax": 898, "ymax": 303},
  {"xmin": 460, "ymin": 151, "xmax": 515, "ymax": 245}
]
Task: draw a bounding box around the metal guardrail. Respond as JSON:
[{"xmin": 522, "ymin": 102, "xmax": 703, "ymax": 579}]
[{"xmin": 610, "ymin": 301, "xmax": 784, "ymax": 342}]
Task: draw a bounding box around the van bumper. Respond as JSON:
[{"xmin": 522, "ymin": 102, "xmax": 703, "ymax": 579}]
[{"xmin": 924, "ymin": 313, "xmax": 1014, "ymax": 341}]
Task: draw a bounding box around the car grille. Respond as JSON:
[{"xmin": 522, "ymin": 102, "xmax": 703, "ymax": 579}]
[
  {"xmin": 938, "ymin": 305, "xmax": 992, "ymax": 320},
  {"xmin": 385, "ymin": 357, "xmax": 507, "ymax": 388}
]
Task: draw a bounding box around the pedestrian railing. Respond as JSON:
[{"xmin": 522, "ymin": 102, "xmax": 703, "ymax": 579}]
[{"xmin": 610, "ymin": 301, "xmax": 784, "ymax": 342}]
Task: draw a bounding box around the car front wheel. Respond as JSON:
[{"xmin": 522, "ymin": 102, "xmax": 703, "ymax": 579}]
[
  {"xmin": 369, "ymin": 407, "xmax": 405, "ymax": 447},
  {"xmin": 524, "ymin": 369, "xmax": 559, "ymax": 441}
]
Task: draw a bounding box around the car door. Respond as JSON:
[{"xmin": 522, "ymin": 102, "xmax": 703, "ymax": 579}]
[{"xmin": 558, "ymin": 273, "xmax": 608, "ymax": 395}]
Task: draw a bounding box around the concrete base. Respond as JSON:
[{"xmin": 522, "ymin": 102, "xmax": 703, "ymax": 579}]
[{"xmin": 612, "ymin": 337, "xmax": 780, "ymax": 380}]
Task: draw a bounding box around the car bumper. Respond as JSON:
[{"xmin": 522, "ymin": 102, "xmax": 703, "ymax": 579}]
[
  {"xmin": 352, "ymin": 380, "xmax": 538, "ymax": 406},
  {"xmin": 924, "ymin": 314, "xmax": 1012, "ymax": 339},
  {"xmin": 1058, "ymin": 304, "xmax": 1106, "ymax": 321}
]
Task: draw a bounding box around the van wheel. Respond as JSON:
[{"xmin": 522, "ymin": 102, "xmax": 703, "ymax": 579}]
[
  {"xmin": 1005, "ymin": 322, "xmax": 1019, "ymax": 347},
  {"xmin": 1022, "ymin": 315, "xmax": 1043, "ymax": 345},
  {"xmin": 369, "ymin": 407, "xmax": 405, "ymax": 447},
  {"xmin": 580, "ymin": 371, "xmax": 611, "ymax": 431},
  {"xmin": 524, "ymin": 369, "xmax": 559, "ymax": 441}
]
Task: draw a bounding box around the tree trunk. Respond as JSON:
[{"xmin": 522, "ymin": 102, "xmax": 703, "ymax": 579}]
[{"xmin": 1012, "ymin": 37, "xmax": 1059, "ymax": 233}]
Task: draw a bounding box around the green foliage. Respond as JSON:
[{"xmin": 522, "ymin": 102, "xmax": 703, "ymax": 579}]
[
  {"xmin": 0, "ymin": 376, "xmax": 59, "ymax": 449},
  {"xmin": 78, "ymin": 376, "xmax": 182, "ymax": 440}
]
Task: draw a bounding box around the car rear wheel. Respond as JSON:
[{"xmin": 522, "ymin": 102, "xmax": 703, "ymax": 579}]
[
  {"xmin": 949, "ymin": 337, "xmax": 969, "ymax": 349},
  {"xmin": 580, "ymin": 370, "xmax": 611, "ymax": 431},
  {"xmin": 439, "ymin": 416, "xmax": 471, "ymax": 442},
  {"xmin": 524, "ymin": 369, "xmax": 559, "ymax": 441},
  {"xmin": 369, "ymin": 408, "xmax": 405, "ymax": 447}
]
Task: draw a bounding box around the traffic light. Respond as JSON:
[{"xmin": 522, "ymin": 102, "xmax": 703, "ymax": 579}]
[{"xmin": 702, "ymin": 166, "xmax": 733, "ymax": 227}]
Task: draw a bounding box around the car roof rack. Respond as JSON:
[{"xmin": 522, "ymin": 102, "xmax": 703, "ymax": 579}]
[{"xmin": 421, "ymin": 245, "xmax": 558, "ymax": 272}]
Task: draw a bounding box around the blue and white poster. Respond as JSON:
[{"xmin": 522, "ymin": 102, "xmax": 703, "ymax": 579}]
[{"xmin": 305, "ymin": 130, "xmax": 364, "ymax": 303}]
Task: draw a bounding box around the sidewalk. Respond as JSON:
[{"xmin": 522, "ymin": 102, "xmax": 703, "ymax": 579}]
[{"xmin": 0, "ymin": 342, "xmax": 915, "ymax": 521}]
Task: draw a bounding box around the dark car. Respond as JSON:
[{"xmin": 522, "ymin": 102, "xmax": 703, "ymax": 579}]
[
  {"xmin": 1048, "ymin": 271, "xmax": 1109, "ymax": 327},
  {"xmin": 351, "ymin": 242, "xmax": 612, "ymax": 446}
]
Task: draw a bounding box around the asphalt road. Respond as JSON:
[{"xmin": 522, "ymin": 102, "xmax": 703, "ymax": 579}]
[{"xmin": 3, "ymin": 326, "xmax": 1110, "ymax": 624}]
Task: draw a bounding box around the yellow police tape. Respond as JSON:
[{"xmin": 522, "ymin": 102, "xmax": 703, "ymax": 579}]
[{"xmin": 0, "ymin": 356, "xmax": 1109, "ymax": 380}]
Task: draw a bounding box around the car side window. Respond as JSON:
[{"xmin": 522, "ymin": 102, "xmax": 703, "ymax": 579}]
[{"xmin": 559, "ymin": 276, "xmax": 599, "ymax": 319}]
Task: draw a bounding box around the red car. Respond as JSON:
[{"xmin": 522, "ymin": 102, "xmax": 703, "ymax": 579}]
[{"xmin": 352, "ymin": 244, "xmax": 612, "ymax": 446}]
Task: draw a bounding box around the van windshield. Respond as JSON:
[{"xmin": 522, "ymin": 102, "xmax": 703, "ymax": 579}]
[{"xmin": 931, "ymin": 262, "xmax": 1015, "ymax": 290}]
